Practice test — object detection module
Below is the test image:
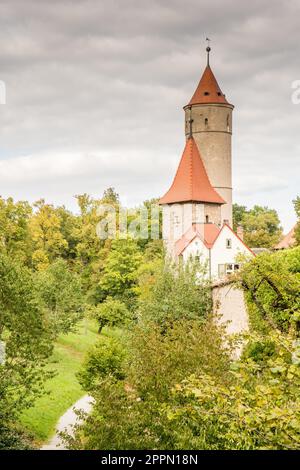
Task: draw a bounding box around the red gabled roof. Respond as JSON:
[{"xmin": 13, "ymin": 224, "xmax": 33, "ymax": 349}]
[
  {"xmin": 175, "ymin": 223, "xmax": 255, "ymax": 257},
  {"xmin": 188, "ymin": 65, "xmax": 230, "ymax": 106},
  {"xmin": 159, "ymin": 137, "xmax": 225, "ymax": 205},
  {"xmin": 175, "ymin": 223, "xmax": 221, "ymax": 256}
]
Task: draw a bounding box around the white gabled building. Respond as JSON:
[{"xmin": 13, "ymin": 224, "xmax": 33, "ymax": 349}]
[
  {"xmin": 159, "ymin": 47, "xmax": 254, "ymax": 279},
  {"xmin": 174, "ymin": 222, "xmax": 254, "ymax": 280}
]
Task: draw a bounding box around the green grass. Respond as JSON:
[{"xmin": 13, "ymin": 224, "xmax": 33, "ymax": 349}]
[{"xmin": 20, "ymin": 319, "xmax": 99, "ymax": 445}]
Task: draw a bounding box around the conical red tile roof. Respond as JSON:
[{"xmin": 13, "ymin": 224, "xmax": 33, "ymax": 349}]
[
  {"xmin": 188, "ymin": 65, "xmax": 229, "ymax": 105},
  {"xmin": 159, "ymin": 137, "xmax": 225, "ymax": 205}
]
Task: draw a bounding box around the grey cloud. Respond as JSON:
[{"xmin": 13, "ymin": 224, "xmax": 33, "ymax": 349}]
[{"xmin": 0, "ymin": 0, "xmax": 299, "ymax": 231}]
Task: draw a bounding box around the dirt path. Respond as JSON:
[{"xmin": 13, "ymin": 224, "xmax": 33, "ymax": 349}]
[{"xmin": 41, "ymin": 394, "xmax": 94, "ymax": 450}]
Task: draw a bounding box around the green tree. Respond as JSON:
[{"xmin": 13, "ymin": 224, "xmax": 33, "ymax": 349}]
[
  {"xmin": 72, "ymin": 194, "xmax": 105, "ymax": 293},
  {"xmin": 97, "ymin": 238, "xmax": 142, "ymax": 306},
  {"xmin": 34, "ymin": 259, "xmax": 84, "ymax": 337},
  {"xmin": 232, "ymin": 203, "xmax": 247, "ymax": 232},
  {"xmin": 0, "ymin": 196, "xmax": 32, "ymax": 264},
  {"xmin": 89, "ymin": 297, "xmax": 132, "ymax": 333},
  {"xmin": 0, "ymin": 254, "xmax": 52, "ymax": 448},
  {"xmin": 30, "ymin": 199, "xmax": 68, "ymax": 270},
  {"xmin": 137, "ymin": 259, "xmax": 211, "ymax": 326},
  {"xmin": 241, "ymin": 205, "xmax": 282, "ymax": 248}
]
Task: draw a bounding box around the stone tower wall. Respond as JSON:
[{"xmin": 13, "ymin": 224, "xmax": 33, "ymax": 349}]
[{"xmin": 184, "ymin": 103, "xmax": 233, "ymax": 226}]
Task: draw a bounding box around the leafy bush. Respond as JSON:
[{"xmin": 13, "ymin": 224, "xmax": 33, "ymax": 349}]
[
  {"xmin": 239, "ymin": 247, "xmax": 300, "ymax": 332},
  {"xmin": 242, "ymin": 339, "xmax": 276, "ymax": 363},
  {"xmin": 166, "ymin": 333, "xmax": 300, "ymax": 450},
  {"xmin": 77, "ymin": 337, "xmax": 126, "ymax": 391}
]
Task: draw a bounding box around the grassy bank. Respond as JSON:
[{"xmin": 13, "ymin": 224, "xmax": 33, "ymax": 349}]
[{"xmin": 20, "ymin": 319, "xmax": 99, "ymax": 445}]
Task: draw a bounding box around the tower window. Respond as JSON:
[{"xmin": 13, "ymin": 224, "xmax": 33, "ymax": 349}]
[
  {"xmin": 226, "ymin": 114, "xmax": 230, "ymax": 132},
  {"xmin": 204, "ymin": 91, "xmax": 210, "ymax": 96},
  {"xmin": 205, "ymin": 118, "xmax": 208, "ymax": 127},
  {"xmin": 205, "ymin": 215, "xmax": 209, "ymax": 223},
  {"xmin": 217, "ymin": 92, "xmax": 222, "ymax": 96}
]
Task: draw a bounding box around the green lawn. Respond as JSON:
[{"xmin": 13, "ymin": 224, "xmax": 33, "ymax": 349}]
[{"xmin": 20, "ymin": 319, "xmax": 99, "ymax": 445}]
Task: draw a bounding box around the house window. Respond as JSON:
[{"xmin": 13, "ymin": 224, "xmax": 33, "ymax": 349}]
[
  {"xmin": 226, "ymin": 238, "xmax": 232, "ymax": 249},
  {"xmin": 218, "ymin": 264, "xmax": 240, "ymax": 278},
  {"xmin": 225, "ymin": 264, "xmax": 240, "ymax": 275}
]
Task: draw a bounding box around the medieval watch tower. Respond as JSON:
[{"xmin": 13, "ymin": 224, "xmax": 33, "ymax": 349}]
[{"xmin": 183, "ymin": 44, "xmax": 234, "ymax": 226}]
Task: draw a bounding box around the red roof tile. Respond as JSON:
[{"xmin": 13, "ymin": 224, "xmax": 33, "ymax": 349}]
[
  {"xmin": 188, "ymin": 65, "xmax": 229, "ymax": 106},
  {"xmin": 159, "ymin": 137, "xmax": 225, "ymax": 205}
]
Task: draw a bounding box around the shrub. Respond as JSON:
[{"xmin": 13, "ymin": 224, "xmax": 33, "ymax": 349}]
[{"xmin": 77, "ymin": 337, "xmax": 126, "ymax": 391}]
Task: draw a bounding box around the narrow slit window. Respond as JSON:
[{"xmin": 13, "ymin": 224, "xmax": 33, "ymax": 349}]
[{"xmin": 226, "ymin": 238, "xmax": 232, "ymax": 249}]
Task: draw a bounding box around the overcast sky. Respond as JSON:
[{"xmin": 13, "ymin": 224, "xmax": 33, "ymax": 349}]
[{"xmin": 0, "ymin": 0, "xmax": 299, "ymax": 231}]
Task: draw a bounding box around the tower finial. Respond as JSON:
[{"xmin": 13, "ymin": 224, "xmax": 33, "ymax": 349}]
[{"xmin": 206, "ymin": 37, "xmax": 211, "ymax": 66}]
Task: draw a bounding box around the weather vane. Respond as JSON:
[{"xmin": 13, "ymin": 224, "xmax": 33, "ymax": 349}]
[{"xmin": 206, "ymin": 37, "xmax": 211, "ymax": 66}]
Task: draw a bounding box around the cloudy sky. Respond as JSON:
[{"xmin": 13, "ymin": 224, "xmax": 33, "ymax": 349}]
[{"xmin": 0, "ymin": 0, "xmax": 299, "ymax": 231}]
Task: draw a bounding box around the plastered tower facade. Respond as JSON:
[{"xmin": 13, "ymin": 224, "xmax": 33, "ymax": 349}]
[{"xmin": 184, "ymin": 50, "xmax": 234, "ymax": 226}]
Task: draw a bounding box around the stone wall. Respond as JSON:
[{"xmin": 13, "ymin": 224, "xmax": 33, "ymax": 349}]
[{"xmin": 212, "ymin": 281, "xmax": 248, "ymax": 335}]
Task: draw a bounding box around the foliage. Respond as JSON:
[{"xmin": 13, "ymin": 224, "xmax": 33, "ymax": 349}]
[
  {"xmin": 0, "ymin": 253, "xmax": 52, "ymax": 448},
  {"xmin": 166, "ymin": 333, "xmax": 300, "ymax": 450},
  {"xmin": 97, "ymin": 238, "xmax": 142, "ymax": 306},
  {"xmin": 30, "ymin": 199, "xmax": 68, "ymax": 270},
  {"xmin": 238, "ymin": 247, "xmax": 300, "ymax": 332},
  {"xmin": 232, "ymin": 203, "xmax": 247, "ymax": 232},
  {"xmin": 62, "ymin": 320, "xmax": 231, "ymax": 450},
  {"xmin": 0, "ymin": 196, "xmax": 32, "ymax": 264},
  {"xmin": 0, "ymin": 424, "xmax": 34, "ymax": 450},
  {"xmin": 242, "ymin": 205, "xmax": 282, "ymax": 248},
  {"xmin": 137, "ymin": 259, "xmax": 211, "ymax": 326},
  {"xmin": 77, "ymin": 336, "xmax": 126, "ymax": 391},
  {"xmin": 242, "ymin": 338, "xmax": 276, "ymax": 363},
  {"xmin": 34, "ymin": 259, "xmax": 84, "ymax": 337},
  {"xmin": 89, "ymin": 297, "xmax": 132, "ymax": 333},
  {"xmin": 293, "ymin": 196, "xmax": 300, "ymax": 246}
]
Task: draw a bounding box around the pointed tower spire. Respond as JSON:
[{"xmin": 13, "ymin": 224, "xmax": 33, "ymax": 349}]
[{"xmin": 187, "ymin": 42, "xmax": 231, "ymax": 106}]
